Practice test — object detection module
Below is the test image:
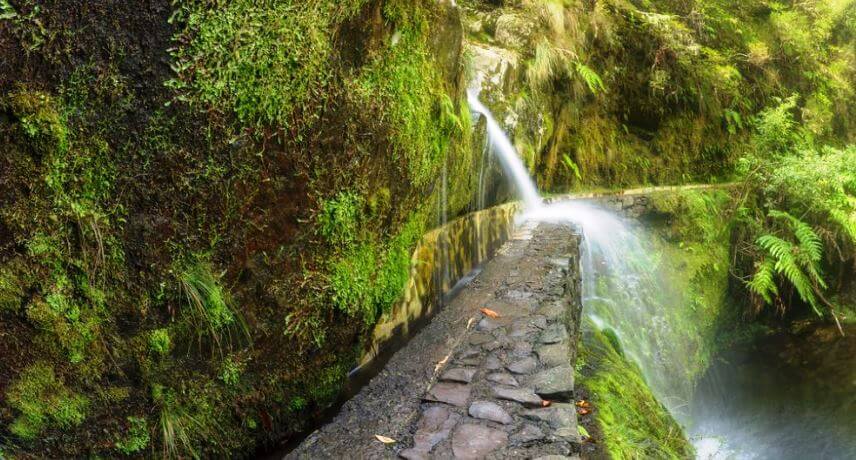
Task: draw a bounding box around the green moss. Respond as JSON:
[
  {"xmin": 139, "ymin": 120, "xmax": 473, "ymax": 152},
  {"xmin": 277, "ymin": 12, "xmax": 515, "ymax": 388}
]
[
  {"xmin": 178, "ymin": 257, "xmax": 240, "ymax": 348},
  {"xmin": 578, "ymin": 322, "xmax": 694, "ymax": 459},
  {"xmin": 6, "ymin": 362, "xmax": 89, "ymax": 440},
  {"xmin": 6, "ymin": 90, "xmax": 68, "ymax": 155},
  {"xmin": 219, "ymin": 358, "xmax": 242, "ymax": 387},
  {"xmin": 114, "ymin": 416, "xmax": 150, "ymax": 455},
  {"xmin": 318, "ymin": 192, "xmax": 363, "ymax": 245},
  {"xmin": 168, "ymin": 1, "xmax": 369, "ymax": 130},
  {"xmin": 149, "ymin": 328, "xmax": 172, "ymax": 356}
]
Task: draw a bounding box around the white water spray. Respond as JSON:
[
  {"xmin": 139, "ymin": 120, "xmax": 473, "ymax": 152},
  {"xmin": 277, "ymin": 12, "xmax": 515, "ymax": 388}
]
[{"xmin": 467, "ymin": 90, "xmax": 542, "ymax": 210}]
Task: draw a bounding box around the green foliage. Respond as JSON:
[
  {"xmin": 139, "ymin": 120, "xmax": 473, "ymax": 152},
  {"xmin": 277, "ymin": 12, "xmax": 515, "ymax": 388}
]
[
  {"xmin": 115, "ymin": 416, "xmax": 150, "ymax": 455},
  {"xmin": 6, "ymin": 362, "xmax": 89, "ymax": 439},
  {"xmin": 219, "ymin": 358, "xmax": 242, "ymax": 387},
  {"xmin": 750, "ymin": 211, "xmax": 827, "ymax": 315},
  {"xmin": 168, "ymin": 1, "xmax": 368, "ymax": 130},
  {"xmin": 318, "ymin": 192, "xmax": 362, "ymax": 245},
  {"xmin": 574, "ymin": 62, "xmax": 606, "ymax": 94},
  {"xmin": 561, "ymin": 154, "xmax": 582, "ymax": 181},
  {"xmin": 149, "ymin": 328, "xmax": 172, "ymax": 356},
  {"xmin": 178, "ymin": 258, "xmax": 245, "ymax": 351}
]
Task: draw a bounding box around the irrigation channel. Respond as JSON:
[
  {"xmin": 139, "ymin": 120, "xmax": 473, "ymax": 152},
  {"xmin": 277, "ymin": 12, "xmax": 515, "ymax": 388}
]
[{"xmin": 288, "ymin": 92, "xmax": 856, "ymax": 459}]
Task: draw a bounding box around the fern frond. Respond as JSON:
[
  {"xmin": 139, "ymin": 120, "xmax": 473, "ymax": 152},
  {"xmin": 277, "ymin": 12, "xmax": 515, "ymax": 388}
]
[
  {"xmin": 747, "ymin": 258, "xmax": 777, "ymax": 304},
  {"xmin": 757, "ymin": 234, "xmax": 793, "ymax": 260},
  {"xmin": 574, "ymin": 62, "xmax": 606, "ymax": 94}
]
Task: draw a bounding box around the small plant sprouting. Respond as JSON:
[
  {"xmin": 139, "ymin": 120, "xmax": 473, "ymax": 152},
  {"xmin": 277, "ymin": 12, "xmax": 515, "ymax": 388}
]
[
  {"xmin": 114, "ymin": 416, "xmax": 150, "ymax": 455},
  {"xmin": 178, "ymin": 257, "xmax": 248, "ymax": 353},
  {"xmin": 148, "ymin": 328, "xmax": 172, "ymax": 356}
]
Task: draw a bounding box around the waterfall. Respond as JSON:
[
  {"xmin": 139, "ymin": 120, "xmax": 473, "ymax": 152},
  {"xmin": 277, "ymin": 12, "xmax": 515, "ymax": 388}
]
[{"xmin": 467, "ymin": 90, "xmax": 542, "ymax": 210}]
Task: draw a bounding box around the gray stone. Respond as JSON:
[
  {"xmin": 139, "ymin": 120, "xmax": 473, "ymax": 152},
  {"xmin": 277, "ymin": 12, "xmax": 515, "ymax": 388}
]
[
  {"xmin": 459, "ymin": 348, "xmax": 480, "ymax": 359},
  {"xmin": 468, "ymin": 400, "xmax": 513, "ymax": 425},
  {"xmin": 537, "ymin": 301, "xmax": 566, "ymax": 320},
  {"xmin": 536, "ymin": 342, "xmax": 570, "ymax": 368},
  {"xmin": 485, "ymin": 355, "xmax": 503, "ymax": 371},
  {"xmin": 477, "ymin": 317, "xmax": 501, "ymax": 332},
  {"xmin": 492, "ymin": 387, "xmax": 544, "ymax": 408},
  {"xmin": 531, "ymin": 315, "xmax": 548, "ymax": 330},
  {"xmin": 539, "ymin": 323, "xmax": 569, "ymax": 344},
  {"xmin": 423, "ymin": 382, "xmax": 471, "ymax": 407},
  {"xmin": 484, "ymin": 340, "xmax": 502, "ymax": 352},
  {"xmin": 510, "ymin": 340, "xmax": 533, "ymax": 357},
  {"xmin": 533, "ymin": 456, "xmax": 579, "ymax": 460},
  {"xmin": 532, "ymin": 364, "xmax": 575, "ymax": 401},
  {"xmin": 400, "ymin": 406, "xmax": 461, "ymax": 459},
  {"xmin": 451, "ymin": 424, "xmax": 508, "ymax": 459},
  {"xmin": 507, "ymin": 356, "xmax": 538, "ymax": 374},
  {"xmin": 486, "ymin": 372, "xmax": 519, "ymax": 387},
  {"xmin": 469, "ymin": 332, "xmax": 494, "ymax": 346},
  {"xmin": 509, "ymin": 319, "xmax": 534, "ymax": 337},
  {"xmin": 456, "ymin": 357, "xmax": 481, "ymax": 367},
  {"xmin": 440, "ymin": 367, "xmax": 476, "ymax": 384},
  {"xmin": 510, "ymin": 424, "xmax": 544, "ymax": 444},
  {"xmin": 521, "ymin": 403, "xmax": 576, "ymax": 429}
]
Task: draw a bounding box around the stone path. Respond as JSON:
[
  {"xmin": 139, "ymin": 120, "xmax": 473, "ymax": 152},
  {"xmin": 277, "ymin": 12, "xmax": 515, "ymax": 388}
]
[{"xmin": 288, "ymin": 222, "xmax": 583, "ymax": 459}]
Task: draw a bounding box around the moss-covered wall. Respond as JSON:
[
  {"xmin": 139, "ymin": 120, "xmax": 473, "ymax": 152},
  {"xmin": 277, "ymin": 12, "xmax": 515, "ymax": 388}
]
[
  {"xmin": 460, "ymin": 0, "xmax": 855, "ymax": 192},
  {"xmin": 0, "ymin": 0, "xmax": 479, "ymax": 457}
]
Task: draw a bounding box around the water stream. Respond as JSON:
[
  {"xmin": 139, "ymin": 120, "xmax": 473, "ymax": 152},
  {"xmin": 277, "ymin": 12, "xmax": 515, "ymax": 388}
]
[{"xmin": 471, "ymin": 94, "xmax": 856, "ymax": 459}]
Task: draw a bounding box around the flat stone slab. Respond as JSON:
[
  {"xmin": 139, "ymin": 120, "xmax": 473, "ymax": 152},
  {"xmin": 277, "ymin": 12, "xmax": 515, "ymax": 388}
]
[
  {"xmin": 532, "ymin": 364, "xmax": 575, "ymax": 401},
  {"xmin": 400, "ymin": 406, "xmax": 461, "ymax": 460},
  {"xmin": 477, "ymin": 317, "xmax": 501, "ymax": 332},
  {"xmin": 423, "ymin": 382, "xmax": 471, "ymax": 407},
  {"xmin": 440, "ymin": 367, "xmax": 476, "ymax": 384},
  {"xmin": 510, "ymin": 340, "xmax": 533, "ymax": 357},
  {"xmin": 539, "ymin": 323, "xmax": 569, "ymax": 344},
  {"xmin": 493, "ymin": 387, "xmax": 544, "ymax": 408},
  {"xmin": 486, "ymin": 372, "xmax": 518, "ymax": 387},
  {"xmin": 537, "ymin": 301, "xmax": 566, "ymax": 320},
  {"xmin": 451, "ymin": 424, "xmax": 508, "ymax": 459},
  {"xmin": 468, "ymin": 400, "xmax": 513, "ymax": 424},
  {"xmin": 536, "ymin": 342, "xmax": 570, "ymax": 368},
  {"xmin": 507, "ymin": 356, "xmax": 538, "ymax": 375}
]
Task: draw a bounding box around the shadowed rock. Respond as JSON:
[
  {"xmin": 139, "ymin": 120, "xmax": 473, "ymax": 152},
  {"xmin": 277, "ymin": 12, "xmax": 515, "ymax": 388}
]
[
  {"xmin": 399, "ymin": 406, "xmax": 461, "ymax": 460},
  {"xmin": 511, "ymin": 424, "xmax": 545, "ymax": 444},
  {"xmin": 539, "ymin": 324, "xmax": 569, "ymax": 344},
  {"xmin": 451, "ymin": 424, "xmax": 508, "ymax": 459},
  {"xmin": 469, "ymin": 332, "xmax": 494, "ymax": 346},
  {"xmin": 536, "ymin": 342, "xmax": 570, "ymax": 368}
]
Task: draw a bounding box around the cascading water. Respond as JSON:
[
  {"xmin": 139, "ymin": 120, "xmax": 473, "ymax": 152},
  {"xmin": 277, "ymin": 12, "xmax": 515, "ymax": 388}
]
[{"xmin": 468, "ymin": 90, "xmax": 542, "ymax": 210}]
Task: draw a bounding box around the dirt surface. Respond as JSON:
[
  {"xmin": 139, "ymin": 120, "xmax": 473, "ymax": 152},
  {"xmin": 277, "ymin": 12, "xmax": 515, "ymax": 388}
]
[{"xmin": 288, "ymin": 222, "xmax": 583, "ymax": 459}]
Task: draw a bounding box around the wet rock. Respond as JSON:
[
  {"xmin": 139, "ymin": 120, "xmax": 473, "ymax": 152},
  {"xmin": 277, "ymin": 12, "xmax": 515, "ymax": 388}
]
[
  {"xmin": 470, "ymin": 332, "xmax": 494, "ymax": 346},
  {"xmin": 536, "ymin": 343, "xmax": 570, "ymax": 368},
  {"xmin": 510, "ymin": 424, "xmax": 545, "ymax": 444},
  {"xmin": 484, "ymin": 340, "xmax": 502, "ymax": 352},
  {"xmin": 440, "ymin": 367, "xmax": 476, "ymax": 384},
  {"xmin": 532, "ymin": 364, "xmax": 575, "ymax": 401},
  {"xmin": 485, "ymin": 355, "xmax": 503, "ymax": 370},
  {"xmin": 400, "ymin": 406, "xmax": 461, "ymax": 460},
  {"xmin": 468, "ymin": 400, "xmax": 513, "ymax": 424},
  {"xmin": 521, "ymin": 403, "xmax": 576, "ymax": 429},
  {"xmin": 451, "ymin": 424, "xmax": 508, "ymax": 459},
  {"xmin": 424, "ymin": 382, "xmax": 471, "ymax": 407},
  {"xmin": 539, "ymin": 324, "xmax": 569, "ymax": 344},
  {"xmin": 459, "ymin": 348, "xmax": 480, "ymax": 359},
  {"xmin": 486, "ymin": 372, "xmax": 519, "ymax": 387},
  {"xmin": 492, "ymin": 387, "xmax": 544, "ymax": 408},
  {"xmin": 509, "ymin": 319, "xmax": 534, "ymax": 337},
  {"xmin": 507, "ymin": 356, "xmax": 538, "ymax": 374},
  {"xmin": 531, "ymin": 315, "xmax": 548, "ymax": 330},
  {"xmin": 510, "ymin": 340, "xmax": 533, "ymax": 357}
]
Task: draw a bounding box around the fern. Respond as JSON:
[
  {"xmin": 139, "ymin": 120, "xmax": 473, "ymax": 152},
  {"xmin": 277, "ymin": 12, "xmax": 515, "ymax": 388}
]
[
  {"xmin": 574, "ymin": 62, "xmax": 606, "ymax": 94},
  {"xmin": 747, "ymin": 258, "xmax": 777, "ymax": 304},
  {"xmin": 750, "ymin": 211, "xmax": 827, "ymax": 315},
  {"xmin": 562, "ymin": 154, "xmax": 582, "ymax": 180}
]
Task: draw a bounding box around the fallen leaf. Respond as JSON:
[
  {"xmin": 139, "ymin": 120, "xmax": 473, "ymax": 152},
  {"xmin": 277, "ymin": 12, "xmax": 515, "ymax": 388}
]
[
  {"xmin": 375, "ymin": 435, "xmax": 396, "ymax": 444},
  {"xmin": 575, "ymin": 400, "xmax": 591, "ymax": 408},
  {"xmin": 578, "ymin": 425, "xmax": 590, "ymax": 439},
  {"xmin": 541, "ymin": 400, "xmax": 552, "ymax": 407},
  {"xmin": 480, "ymin": 308, "xmax": 500, "ymax": 318},
  {"xmin": 577, "ymin": 408, "xmax": 591, "ymax": 416}
]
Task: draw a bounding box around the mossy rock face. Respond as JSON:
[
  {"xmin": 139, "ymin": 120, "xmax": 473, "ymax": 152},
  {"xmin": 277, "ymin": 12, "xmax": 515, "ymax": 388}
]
[
  {"xmin": 577, "ymin": 322, "xmax": 695, "ymax": 459},
  {"xmin": 5, "ymin": 90, "xmax": 68, "ymax": 156}
]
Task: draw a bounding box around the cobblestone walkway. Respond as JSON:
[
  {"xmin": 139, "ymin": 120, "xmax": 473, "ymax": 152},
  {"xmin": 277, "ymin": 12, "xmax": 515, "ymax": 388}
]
[{"xmin": 289, "ymin": 223, "xmax": 583, "ymax": 459}]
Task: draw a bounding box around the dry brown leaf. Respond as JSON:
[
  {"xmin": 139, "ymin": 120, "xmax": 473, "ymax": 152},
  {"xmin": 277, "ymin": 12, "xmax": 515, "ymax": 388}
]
[
  {"xmin": 577, "ymin": 408, "xmax": 591, "ymax": 416},
  {"xmin": 375, "ymin": 435, "xmax": 396, "ymax": 444},
  {"xmin": 575, "ymin": 400, "xmax": 591, "ymax": 408},
  {"xmin": 541, "ymin": 400, "xmax": 552, "ymax": 407},
  {"xmin": 480, "ymin": 308, "xmax": 500, "ymax": 318}
]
